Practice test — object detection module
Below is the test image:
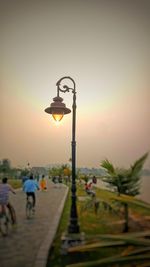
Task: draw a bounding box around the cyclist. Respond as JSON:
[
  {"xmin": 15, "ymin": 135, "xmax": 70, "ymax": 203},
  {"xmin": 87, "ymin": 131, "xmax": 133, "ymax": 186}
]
[
  {"xmin": 0, "ymin": 177, "xmax": 17, "ymax": 225},
  {"xmin": 23, "ymin": 174, "xmax": 39, "ymax": 211}
]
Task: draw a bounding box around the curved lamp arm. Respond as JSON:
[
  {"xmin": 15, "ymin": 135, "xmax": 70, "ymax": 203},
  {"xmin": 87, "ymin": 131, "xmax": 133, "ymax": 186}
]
[{"xmin": 56, "ymin": 76, "xmax": 76, "ymax": 96}]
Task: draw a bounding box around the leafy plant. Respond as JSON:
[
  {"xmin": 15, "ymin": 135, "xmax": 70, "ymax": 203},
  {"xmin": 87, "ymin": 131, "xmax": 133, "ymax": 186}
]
[
  {"xmin": 67, "ymin": 231, "xmax": 150, "ymax": 267},
  {"xmin": 101, "ymin": 152, "xmax": 149, "ymax": 232}
]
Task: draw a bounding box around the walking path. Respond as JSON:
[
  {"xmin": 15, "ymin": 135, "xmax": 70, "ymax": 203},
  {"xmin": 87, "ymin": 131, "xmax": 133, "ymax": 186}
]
[{"xmin": 0, "ymin": 180, "xmax": 68, "ymax": 267}]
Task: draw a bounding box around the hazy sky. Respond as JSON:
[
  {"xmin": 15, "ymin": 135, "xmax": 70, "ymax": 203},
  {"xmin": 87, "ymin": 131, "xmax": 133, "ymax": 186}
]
[{"xmin": 1, "ymin": 0, "xmax": 150, "ymax": 169}]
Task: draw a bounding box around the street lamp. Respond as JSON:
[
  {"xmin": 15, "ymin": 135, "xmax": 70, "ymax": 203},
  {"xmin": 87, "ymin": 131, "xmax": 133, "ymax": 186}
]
[{"xmin": 45, "ymin": 76, "xmax": 80, "ymax": 234}]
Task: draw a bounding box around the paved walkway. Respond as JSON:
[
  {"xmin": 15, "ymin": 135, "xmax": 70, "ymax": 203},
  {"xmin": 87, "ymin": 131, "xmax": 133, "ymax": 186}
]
[{"xmin": 0, "ymin": 180, "xmax": 68, "ymax": 267}]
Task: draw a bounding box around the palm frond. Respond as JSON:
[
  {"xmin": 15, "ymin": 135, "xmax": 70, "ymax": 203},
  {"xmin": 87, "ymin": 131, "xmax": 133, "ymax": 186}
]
[
  {"xmin": 130, "ymin": 152, "xmax": 149, "ymax": 177},
  {"xmin": 101, "ymin": 159, "xmax": 115, "ymax": 175},
  {"xmin": 66, "ymin": 254, "xmax": 150, "ymax": 267}
]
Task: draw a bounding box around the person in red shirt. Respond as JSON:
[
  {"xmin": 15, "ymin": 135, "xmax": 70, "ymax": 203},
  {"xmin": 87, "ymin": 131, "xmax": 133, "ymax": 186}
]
[{"xmin": 85, "ymin": 180, "xmax": 95, "ymax": 197}]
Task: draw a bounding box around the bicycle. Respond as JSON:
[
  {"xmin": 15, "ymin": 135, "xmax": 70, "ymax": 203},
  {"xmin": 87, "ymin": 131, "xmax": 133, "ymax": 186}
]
[
  {"xmin": 26, "ymin": 195, "xmax": 35, "ymax": 219},
  {"xmin": 0, "ymin": 204, "xmax": 15, "ymax": 236}
]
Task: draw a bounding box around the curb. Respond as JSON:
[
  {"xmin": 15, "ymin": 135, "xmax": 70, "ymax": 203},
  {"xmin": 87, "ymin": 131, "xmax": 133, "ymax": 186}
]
[{"xmin": 33, "ymin": 185, "xmax": 69, "ymax": 267}]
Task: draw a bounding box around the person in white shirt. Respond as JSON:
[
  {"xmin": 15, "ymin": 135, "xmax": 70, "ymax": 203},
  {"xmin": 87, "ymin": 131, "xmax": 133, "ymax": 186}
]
[{"xmin": 0, "ymin": 177, "xmax": 17, "ymax": 224}]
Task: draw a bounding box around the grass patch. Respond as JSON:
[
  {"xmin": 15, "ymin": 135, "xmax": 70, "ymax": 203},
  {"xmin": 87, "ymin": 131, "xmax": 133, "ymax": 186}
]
[{"xmin": 8, "ymin": 179, "xmax": 22, "ymax": 189}]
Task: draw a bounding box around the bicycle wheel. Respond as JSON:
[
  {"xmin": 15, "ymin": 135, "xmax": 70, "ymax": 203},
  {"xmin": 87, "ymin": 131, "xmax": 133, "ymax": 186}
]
[
  {"xmin": 10, "ymin": 205, "xmax": 17, "ymax": 224},
  {"xmin": 26, "ymin": 201, "xmax": 32, "ymax": 219},
  {"xmin": 0, "ymin": 212, "xmax": 9, "ymax": 236}
]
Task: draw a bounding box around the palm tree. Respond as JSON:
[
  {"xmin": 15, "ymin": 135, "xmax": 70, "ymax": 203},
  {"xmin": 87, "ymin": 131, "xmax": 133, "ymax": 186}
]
[{"xmin": 101, "ymin": 152, "xmax": 148, "ymax": 232}]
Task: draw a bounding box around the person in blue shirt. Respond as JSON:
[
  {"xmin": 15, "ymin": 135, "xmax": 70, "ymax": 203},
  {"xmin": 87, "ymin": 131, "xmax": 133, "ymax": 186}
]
[
  {"xmin": 23, "ymin": 174, "xmax": 39, "ymax": 211},
  {"xmin": 22, "ymin": 175, "xmax": 29, "ymax": 185}
]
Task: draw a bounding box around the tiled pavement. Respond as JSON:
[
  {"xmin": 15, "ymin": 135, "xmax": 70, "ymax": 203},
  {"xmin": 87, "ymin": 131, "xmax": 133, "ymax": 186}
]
[{"xmin": 0, "ymin": 181, "xmax": 68, "ymax": 267}]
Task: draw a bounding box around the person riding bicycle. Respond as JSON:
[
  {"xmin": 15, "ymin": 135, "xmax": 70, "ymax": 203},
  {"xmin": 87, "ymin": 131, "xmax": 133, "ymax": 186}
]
[
  {"xmin": 0, "ymin": 177, "xmax": 17, "ymax": 225},
  {"xmin": 23, "ymin": 174, "xmax": 39, "ymax": 211}
]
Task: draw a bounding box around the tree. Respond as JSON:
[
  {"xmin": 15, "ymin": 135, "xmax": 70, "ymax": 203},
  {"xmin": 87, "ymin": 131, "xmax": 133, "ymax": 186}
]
[
  {"xmin": 49, "ymin": 165, "xmax": 68, "ymax": 178},
  {"xmin": 0, "ymin": 159, "xmax": 21, "ymax": 179},
  {"xmin": 0, "ymin": 158, "xmax": 11, "ymax": 176},
  {"xmin": 101, "ymin": 153, "xmax": 148, "ymax": 196},
  {"xmin": 101, "ymin": 152, "xmax": 149, "ymax": 232}
]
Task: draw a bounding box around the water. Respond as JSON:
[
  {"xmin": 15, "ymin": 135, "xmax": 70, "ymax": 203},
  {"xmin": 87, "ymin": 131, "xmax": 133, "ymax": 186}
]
[
  {"xmin": 138, "ymin": 176, "xmax": 150, "ymax": 204},
  {"xmin": 97, "ymin": 176, "xmax": 150, "ymax": 204}
]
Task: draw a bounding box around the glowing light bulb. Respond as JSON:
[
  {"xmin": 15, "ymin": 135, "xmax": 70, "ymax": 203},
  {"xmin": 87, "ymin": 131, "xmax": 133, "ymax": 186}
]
[{"xmin": 52, "ymin": 113, "xmax": 64, "ymax": 122}]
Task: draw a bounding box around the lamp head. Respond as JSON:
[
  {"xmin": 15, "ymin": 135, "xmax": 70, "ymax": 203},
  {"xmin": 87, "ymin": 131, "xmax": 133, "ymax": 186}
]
[{"xmin": 45, "ymin": 96, "xmax": 71, "ymax": 122}]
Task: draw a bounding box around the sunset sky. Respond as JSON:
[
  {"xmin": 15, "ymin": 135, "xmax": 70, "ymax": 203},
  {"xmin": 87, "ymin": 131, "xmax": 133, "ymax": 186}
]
[{"xmin": 1, "ymin": 0, "xmax": 150, "ymax": 169}]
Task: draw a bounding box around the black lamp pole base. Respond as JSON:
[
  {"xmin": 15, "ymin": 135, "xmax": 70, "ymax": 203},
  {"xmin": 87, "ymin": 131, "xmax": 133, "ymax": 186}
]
[{"xmin": 61, "ymin": 232, "xmax": 85, "ymax": 255}]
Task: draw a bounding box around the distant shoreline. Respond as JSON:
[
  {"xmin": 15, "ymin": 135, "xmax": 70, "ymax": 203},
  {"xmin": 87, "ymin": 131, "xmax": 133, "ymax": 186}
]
[
  {"xmin": 97, "ymin": 176, "xmax": 150, "ymax": 204},
  {"xmin": 138, "ymin": 176, "xmax": 150, "ymax": 204}
]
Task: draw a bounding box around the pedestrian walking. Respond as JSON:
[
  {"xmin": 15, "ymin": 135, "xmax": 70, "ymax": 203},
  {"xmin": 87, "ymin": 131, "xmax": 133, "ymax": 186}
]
[{"xmin": 40, "ymin": 174, "xmax": 47, "ymax": 191}]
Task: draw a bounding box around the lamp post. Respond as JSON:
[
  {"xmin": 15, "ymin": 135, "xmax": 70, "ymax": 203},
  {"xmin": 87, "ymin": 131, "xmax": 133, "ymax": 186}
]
[{"xmin": 45, "ymin": 76, "xmax": 80, "ymax": 234}]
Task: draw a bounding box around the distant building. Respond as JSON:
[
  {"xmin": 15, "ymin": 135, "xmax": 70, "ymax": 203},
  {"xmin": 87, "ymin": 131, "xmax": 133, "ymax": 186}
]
[{"xmin": 31, "ymin": 167, "xmax": 47, "ymax": 176}]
